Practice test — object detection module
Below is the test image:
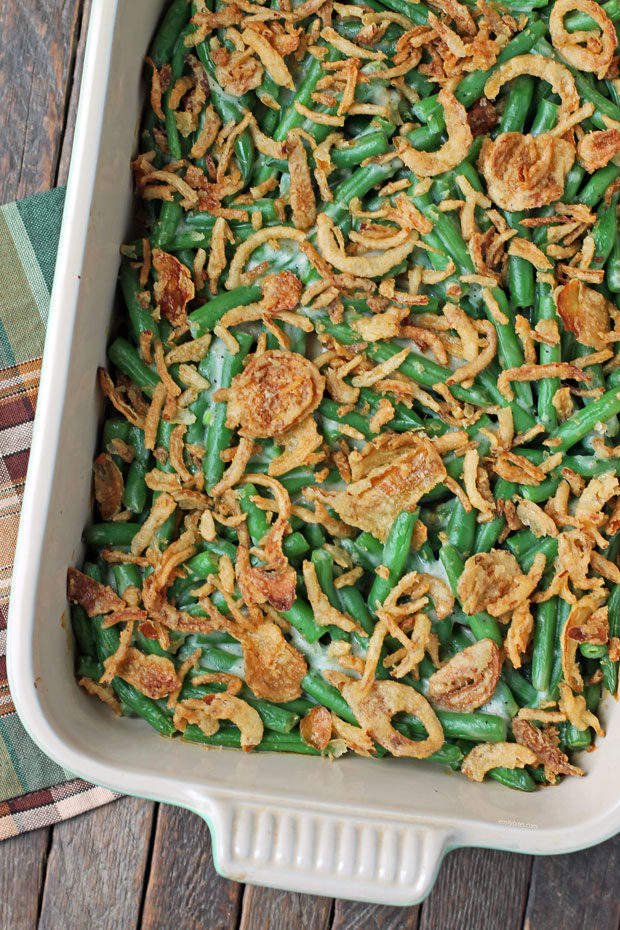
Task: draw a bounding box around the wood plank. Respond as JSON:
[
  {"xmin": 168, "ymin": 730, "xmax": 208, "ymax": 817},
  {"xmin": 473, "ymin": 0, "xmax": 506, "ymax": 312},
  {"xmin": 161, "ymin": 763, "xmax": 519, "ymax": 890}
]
[
  {"xmin": 0, "ymin": 0, "xmax": 84, "ymax": 202},
  {"xmin": 37, "ymin": 796, "xmax": 155, "ymax": 930},
  {"xmin": 140, "ymin": 804, "xmax": 242, "ymax": 930},
  {"xmin": 523, "ymin": 834, "xmax": 620, "ymax": 930},
  {"xmin": 418, "ymin": 847, "xmax": 533, "ymax": 930},
  {"xmin": 238, "ymin": 885, "xmax": 333, "ymax": 930},
  {"xmin": 56, "ymin": 0, "xmax": 92, "ymax": 187},
  {"xmin": 331, "ymin": 900, "xmax": 419, "ymax": 930},
  {"xmin": 0, "ymin": 826, "xmax": 50, "ymax": 930}
]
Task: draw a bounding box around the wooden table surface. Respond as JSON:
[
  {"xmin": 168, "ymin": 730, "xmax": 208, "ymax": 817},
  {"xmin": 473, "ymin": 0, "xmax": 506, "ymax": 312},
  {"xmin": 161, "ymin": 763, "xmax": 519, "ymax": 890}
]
[{"xmin": 2, "ymin": 2, "xmax": 620, "ymax": 928}]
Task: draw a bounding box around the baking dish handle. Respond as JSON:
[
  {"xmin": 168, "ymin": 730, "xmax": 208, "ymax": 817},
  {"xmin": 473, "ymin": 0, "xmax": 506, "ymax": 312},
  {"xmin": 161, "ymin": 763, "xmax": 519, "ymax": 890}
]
[{"xmin": 204, "ymin": 799, "xmax": 452, "ymax": 905}]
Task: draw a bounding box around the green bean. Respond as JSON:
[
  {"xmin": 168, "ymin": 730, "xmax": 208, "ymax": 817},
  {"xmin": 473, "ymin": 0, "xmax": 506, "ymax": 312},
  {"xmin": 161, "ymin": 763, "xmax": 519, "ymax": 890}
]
[
  {"xmin": 302, "ymin": 669, "xmax": 358, "ymax": 725},
  {"xmin": 531, "ymin": 597, "xmax": 558, "ymax": 696},
  {"xmin": 602, "ymin": 582, "xmax": 620, "ymax": 694},
  {"xmin": 188, "ymin": 285, "xmax": 262, "ymax": 337},
  {"xmin": 488, "ymin": 766, "xmax": 536, "ymax": 791},
  {"xmin": 591, "ymin": 194, "xmax": 618, "ymax": 269},
  {"xmin": 367, "ymin": 510, "xmax": 417, "ymax": 612},
  {"xmin": 319, "ymin": 399, "xmax": 373, "ymax": 439},
  {"xmin": 120, "ymin": 263, "xmax": 159, "ymax": 344},
  {"xmin": 403, "ymin": 709, "xmax": 507, "ymax": 743},
  {"xmin": 331, "ymin": 131, "xmax": 389, "ymax": 168},
  {"xmin": 283, "ymin": 597, "xmax": 323, "ymax": 644},
  {"xmin": 150, "ymin": 0, "xmax": 191, "ymax": 67},
  {"xmin": 547, "ymin": 386, "xmax": 620, "ymax": 452},
  {"xmin": 203, "ymin": 332, "xmax": 253, "ymax": 490},
  {"xmin": 84, "ymin": 523, "xmax": 140, "ymax": 548},
  {"xmin": 500, "ymin": 75, "xmax": 535, "ymax": 133},
  {"xmin": 447, "ymin": 499, "xmax": 476, "ymax": 559},
  {"xmin": 108, "ymin": 337, "xmax": 160, "ymax": 397},
  {"xmin": 182, "ymin": 724, "xmax": 322, "ymax": 753},
  {"xmin": 474, "ymin": 480, "xmax": 517, "ymax": 554},
  {"xmin": 152, "ymin": 201, "xmax": 183, "ymax": 250},
  {"xmin": 337, "ymin": 584, "xmax": 375, "ymax": 638},
  {"xmin": 71, "ymin": 605, "xmax": 97, "ymax": 661},
  {"xmin": 607, "ymin": 231, "xmax": 620, "ymax": 293},
  {"xmin": 123, "ymin": 462, "xmax": 148, "ymax": 514},
  {"xmin": 578, "ymin": 163, "xmax": 620, "ymax": 208},
  {"xmin": 502, "ymin": 665, "xmax": 537, "ymax": 707}
]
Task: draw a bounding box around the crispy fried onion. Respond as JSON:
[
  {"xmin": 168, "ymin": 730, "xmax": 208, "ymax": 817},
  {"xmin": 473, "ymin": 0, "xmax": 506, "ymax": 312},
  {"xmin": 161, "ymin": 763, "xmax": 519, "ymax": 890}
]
[
  {"xmin": 174, "ymin": 693, "xmax": 263, "ymax": 749},
  {"xmin": 287, "ymin": 132, "xmax": 317, "ymax": 231},
  {"xmin": 394, "ymin": 90, "xmax": 472, "ymax": 177},
  {"xmin": 93, "ymin": 453, "xmax": 124, "ymax": 520},
  {"xmin": 303, "ymin": 560, "xmax": 366, "ymax": 634},
  {"xmin": 152, "ymin": 249, "xmax": 195, "ymax": 327},
  {"xmin": 307, "ymin": 432, "xmax": 446, "ymax": 542},
  {"xmin": 556, "ymin": 280, "xmax": 617, "ymax": 350},
  {"xmin": 578, "ymin": 129, "xmax": 620, "ymax": 173},
  {"xmin": 504, "ymin": 601, "xmax": 534, "ymax": 669},
  {"xmin": 236, "ymin": 544, "xmax": 297, "ymax": 611},
  {"xmin": 561, "ymin": 592, "xmax": 607, "ymax": 691},
  {"xmin": 497, "ymin": 362, "xmax": 589, "ymax": 401},
  {"xmin": 67, "ymin": 567, "xmax": 124, "ymax": 616},
  {"xmin": 240, "ymin": 621, "xmax": 307, "ymax": 702},
  {"xmin": 512, "ymin": 717, "xmax": 584, "ymax": 777},
  {"xmin": 327, "ymin": 672, "xmax": 444, "ymax": 759},
  {"xmin": 457, "ymin": 549, "xmax": 546, "ymax": 618},
  {"xmin": 299, "ymin": 705, "xmax": 332, "ymax": 751},
  {"xmin": 479, "ymin": 132, "xmax": 576, "ymax": 213},
  {"xmin": 226, "ymin": 227, "xmax": 307, "ymax": 289},
  {"xmin": 317, "ymin": 213, "xmax": 418, "ymax": 278},
  {"xmin": 316, "ymin": 213, "xmax": 417, "ymax": 277},
  {"xmin": 427, "ymin": 638, "xmax": 500, "ymax": 712},
  {"xmin": 103, "ymin": 646, "xmax": 180, "ymax": 699},
  {"xmin": 461, "ymin": 741, "xmax": 539, "ymax": 782},
  {"xmin": 205, "ymin": 693, "xmax": 264, "ymax": 750},
  {"xmin": 225, "ymin": 349, "xmax": 324, "ymax": 438},
  {"xmin": 237, "ymin": 473, "xmax": 296, "ymax": 610},
  {"xmin": 558, "ymin": 681, "xmax": 604, "ymax": 737},
  {"xmin": 268, "ymin": 415, "xmax": 323, "ymax": 476},
  {"xmin": 550, "ymin": 0, "xmax": 616, "ymax": 79},
  {"xmin": 484, "ymin": 55, "xmax": 579, "ymax": 120}
]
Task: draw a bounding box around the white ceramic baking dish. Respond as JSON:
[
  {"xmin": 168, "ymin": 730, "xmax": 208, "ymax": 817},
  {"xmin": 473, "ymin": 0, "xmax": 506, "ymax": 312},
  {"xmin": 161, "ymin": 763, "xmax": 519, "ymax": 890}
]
[{"xmin": 8, "ymin": 0, "xmax": 620, "ymax": 905}]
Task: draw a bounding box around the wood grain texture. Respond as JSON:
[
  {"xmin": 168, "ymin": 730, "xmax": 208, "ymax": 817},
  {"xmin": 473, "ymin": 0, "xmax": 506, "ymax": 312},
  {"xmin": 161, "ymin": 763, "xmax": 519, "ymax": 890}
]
[
  {"xmin": 331, "ymin": 900, "xmax": 420, "ymax": 930},
  {"xmin": 523, "ymin": 834, "xmax": 620, "ymax": 930},
  {"xmin": 0, "ymin": 0, "xmax": 84, "ymax": 202},
  {"xmin": 37, "ymin": 797, "xmax": 155, "ymax": 930},
  {"xmin": 140, "ymin": 803, "xmax": 242, "ymax": 930},
  {"xmin": 238, "ymin": 885, "xmax": 333, "ymax": 930},
  {"xmin": 418, "ymin": 848, "xmax": 533, "ymax": 930},
  {"xmin": 0, "ymin": 826, "xmax": 50, "ymax": 930},
  {"xmin": 56, "ymin": 0, "xmax": 92, "ymax": 186}
]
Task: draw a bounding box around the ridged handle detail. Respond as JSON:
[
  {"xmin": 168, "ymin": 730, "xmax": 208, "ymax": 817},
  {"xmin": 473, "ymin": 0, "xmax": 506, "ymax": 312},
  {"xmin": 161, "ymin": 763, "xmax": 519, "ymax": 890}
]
[{"xmin": 207, "ymin": 800, "xmax": 451, "ymax": 905}]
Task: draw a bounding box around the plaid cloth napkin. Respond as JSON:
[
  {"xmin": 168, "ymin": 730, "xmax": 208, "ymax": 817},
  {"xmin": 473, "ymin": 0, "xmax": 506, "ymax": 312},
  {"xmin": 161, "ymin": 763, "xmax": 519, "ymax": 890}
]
[{"xmin": 0, "ymin": 188, "xmax": 118, "ymax": 840}]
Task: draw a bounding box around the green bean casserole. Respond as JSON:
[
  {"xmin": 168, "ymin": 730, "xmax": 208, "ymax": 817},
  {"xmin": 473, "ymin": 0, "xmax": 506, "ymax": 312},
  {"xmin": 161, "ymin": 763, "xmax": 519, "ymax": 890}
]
[{"xmin": 67, "ymin": 0, "xmax": 620, "ymax": 790}]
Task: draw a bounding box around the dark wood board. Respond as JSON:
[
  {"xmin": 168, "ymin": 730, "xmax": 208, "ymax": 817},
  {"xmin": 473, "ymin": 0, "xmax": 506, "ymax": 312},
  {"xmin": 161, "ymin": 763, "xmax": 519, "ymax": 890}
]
[
  {"xmin": 331, "ymin": 899, "xmax": 420, "ymax": 930},
  {"xmin": 417, "ymin": 847, "xmax": 533, "ymax": 930},
  {"xmin": 0, "ymin": 0, "xmax": 86, "ymax": 202},
  {"xmin": 523, "ymin": 834, "xmax": 620, "ymax": 930},
  {"xmin": 0, "ymin": 826, "xmax": 50, "ymax": 930},
  {"xmin": 37, "ymin": 797, "xmax": 155, "ymax": 930},
  {"xmin": 140, "ymin": 804, "xmax": 243, "ymax": 930},
  {"xmin": 238, "ymin": 885, "xmax": 334, "ymax": 930}
]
